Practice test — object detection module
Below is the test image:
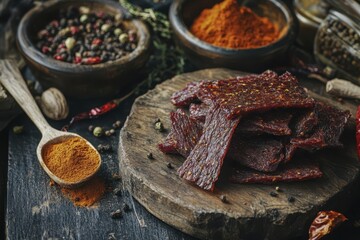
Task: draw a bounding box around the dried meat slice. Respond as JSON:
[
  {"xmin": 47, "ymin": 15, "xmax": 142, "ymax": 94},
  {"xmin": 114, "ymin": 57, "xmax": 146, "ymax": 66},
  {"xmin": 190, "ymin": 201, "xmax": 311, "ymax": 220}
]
[
  {"xmin": 228, "ymin": 137, "xmax": 284, "ymax": 172},
  {"xmin": 284, "ymin": 102, "xmax": 350, "ymax": 161},
  {"xmin": 189, "ymin": 103, "xmax": 209, "ymax": 123},
  {"xmin": 237, "ymin": 110, "xmax": 292, "ymax": 136},
  {"xmin": 171, "ymin": 82, "xmax": 202, "ymax": 107},
  {"xmin": 293, "ymin": 109, "xmax": 318, "ymax": 137},
  {"xmin": 158, "ymin": 132, "xmax": 178, "ymax": 154},
  {"xmin": 197, "ymin": 71, "xmax": 315, "ymax": 119},
  {"xmin": 230, "ymin": 159, "xmax": 323, "ymax": 184},
  {"xmin": 159, "ymin": 109, "xmax": 203, "ymax": 157},
  {"xmin": 284, "ymin": 130, "xmax": 326, "ymax": 162},
  {"xmin": 315, "ymin": 102, "xmax": 351, "ymax": 147},
  {"xmin": 178, "ymin": 106, "xmax": 240, "ymax": 191}
]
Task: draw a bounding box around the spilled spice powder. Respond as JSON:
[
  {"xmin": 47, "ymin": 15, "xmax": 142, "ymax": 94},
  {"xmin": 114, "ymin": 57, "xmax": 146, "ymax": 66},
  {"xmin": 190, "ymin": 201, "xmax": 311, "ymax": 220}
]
[
  {"xmin": 190, "ymin": 0, "xmax": 280, "ymax": 49},
  {"xmin": 42, "ymin": 136, "xmax": 100, "ymax": 183},
  {"xmin": 61, "ymin": 177, "xmax": 106, "ymax": 207}
]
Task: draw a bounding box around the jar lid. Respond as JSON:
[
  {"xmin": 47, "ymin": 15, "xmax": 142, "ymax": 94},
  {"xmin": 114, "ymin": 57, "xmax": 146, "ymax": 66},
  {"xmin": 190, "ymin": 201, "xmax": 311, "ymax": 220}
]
[{"xmin": 325, "ymin": 0, "xmax": 360, "ymax": 22}]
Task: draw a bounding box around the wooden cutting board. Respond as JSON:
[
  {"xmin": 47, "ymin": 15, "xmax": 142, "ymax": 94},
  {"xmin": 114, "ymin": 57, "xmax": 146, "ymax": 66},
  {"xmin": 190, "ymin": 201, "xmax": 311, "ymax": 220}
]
[{"xmin": 119, "ymin": 68, "xmax": 360, "ymax": 240}]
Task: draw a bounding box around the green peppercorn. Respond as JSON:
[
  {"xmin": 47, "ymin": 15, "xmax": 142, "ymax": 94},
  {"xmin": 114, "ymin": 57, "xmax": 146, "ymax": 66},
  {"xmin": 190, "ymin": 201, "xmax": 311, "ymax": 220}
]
[
  {"xmin": 93, "ymin": 126, "xmax": 103, "ymax": 137},
  {"xmin": 114, "ymin": 28, "xmax": 122, "ymax": 36},
  {"xmin": 80, "ymin": 14, "xmax": 88, "ymax": 23},
  {"xmin": 13, "ymin": 125, "xmax": 24, "ymax": 134},
  {"xmin": 119, "ymin": 33, "xmax": 129, "ymax": 44},
  {"xmin": 101, "ymin": 24, "xmax": 111, "ymax": 32},
  {"xmin": 65, "ymin": 37, "xmax": 76, "ymax": 50},
  {"xmin": 155, "ymin": 121, "xmax": 164, "ymax": 132}
]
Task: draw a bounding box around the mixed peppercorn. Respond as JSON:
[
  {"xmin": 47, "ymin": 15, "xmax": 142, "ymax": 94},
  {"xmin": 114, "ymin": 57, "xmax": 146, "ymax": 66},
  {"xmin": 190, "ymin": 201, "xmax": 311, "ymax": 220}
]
[{"xmin": 36, "ymin": 6, "xmax": 138, "ymax": 65}]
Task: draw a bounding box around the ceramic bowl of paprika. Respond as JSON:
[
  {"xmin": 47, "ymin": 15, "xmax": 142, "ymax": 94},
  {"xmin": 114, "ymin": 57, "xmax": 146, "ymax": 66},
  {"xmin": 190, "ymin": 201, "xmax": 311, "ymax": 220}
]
[
  {"xmin": 169, "ymin": 0, "xmax": 295, "ymax": 72},
  {"xmin": 17, "ymin": 0, "xmax": 151, "ymax": 99}
]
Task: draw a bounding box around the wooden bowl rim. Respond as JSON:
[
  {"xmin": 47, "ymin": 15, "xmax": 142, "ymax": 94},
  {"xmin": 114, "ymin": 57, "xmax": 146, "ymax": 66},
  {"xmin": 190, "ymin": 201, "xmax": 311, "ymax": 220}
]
[
  {"xmin": 169, "ymin": 0, "xmax": 295, "ymax": 55},
  {"xmin": 17, "ymin": 0, "xmax": 151, "ymax": 73}
]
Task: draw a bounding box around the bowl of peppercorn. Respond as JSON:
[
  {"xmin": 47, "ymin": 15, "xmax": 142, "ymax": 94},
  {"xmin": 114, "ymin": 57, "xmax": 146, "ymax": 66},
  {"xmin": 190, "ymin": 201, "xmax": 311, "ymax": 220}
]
[
  {"xmin": 17, "ymin": 0, "xmax": 151, "ymax": 98},
  {"xmin": 169, "ymin": 0, "xmax": 295, "ymax": 72}
]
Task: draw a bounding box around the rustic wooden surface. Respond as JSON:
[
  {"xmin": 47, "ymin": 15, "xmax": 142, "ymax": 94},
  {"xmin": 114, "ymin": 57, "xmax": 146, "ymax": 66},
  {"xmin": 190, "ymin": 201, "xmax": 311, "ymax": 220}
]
[
  {"xmin": 119, "ymin": 68, "xmax": 360, "ymax": 240},
  {"xmin": 5, "ymin": 94, "xmax": 196, "ymax": 240}
]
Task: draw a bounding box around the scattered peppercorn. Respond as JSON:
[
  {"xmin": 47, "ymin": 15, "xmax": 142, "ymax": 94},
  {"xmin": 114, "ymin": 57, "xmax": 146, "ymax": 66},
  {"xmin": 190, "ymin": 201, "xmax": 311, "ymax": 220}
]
[
  {"xmin": 288, "ymin": 196, "xmax": 295, "ymax": 203},
  {"xmin": 13, "ymin": 125, "xmax": 24, "ymax": 134},
  {"xmin": 110, "ymin": 129, "xmax": 115, "ymax": 135},
  {"xmin": 122, "ymin": 203, "xmax": 131, "ymax": 212},
  {"xmin": 93, "ymin": 126, "xmax": 103, "ymax": 137},
  {"xmin": 147, "ymin": 152, "xmax": 154, "ymax": 160},
  {"xmin": 113, "ymin": 188, "xmax": 122, "ymax": 196},
  {"xmin": 220, "ymin": 195, "xmax": 228, "ymax": 203},
  {"xmin": 112, "ymin": 173, "xmax": 122, "ymax": 181},
  {"xmin": 270, "ymin": 191, "xmax": 278, "ymax": 197},
  {"xmin": 108, "ymin": 233, "xmax": 116, "ymax": 240},
  {"xmin": 105, "ymin": 130, "xmax": 112, "ymax": 137},
  {"xmin": 275, "ymin": 186, "xmax": 282, "ymax": 192},
  {"xmin": 88, "ymin": 125, "xmax": 94, "ymax": 132},
  {"xmin": 111, "ymin": 209, "xmax": 123, "ymax": 219},
  {"xmin": 113, "ymin": 120, "xmax": 121, "ymax": 129},
  {"xmin": 36, "ymin": 6, "xmax": 138, "ymax": 65},
  {"xmin": 166, "ymin": 162, "xmax": 173, "ymax": 169},
  {"xmin": 155, "ymin": 121, "xmax": 165, "ymax": 132},
  {"xmin": 97, "ymin": 144, "xmax": 112, "ymax": 153}
]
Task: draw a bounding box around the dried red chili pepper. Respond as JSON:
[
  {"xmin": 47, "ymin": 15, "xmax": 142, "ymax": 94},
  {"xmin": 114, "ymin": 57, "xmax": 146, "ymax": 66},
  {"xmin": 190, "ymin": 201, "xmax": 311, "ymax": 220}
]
[
  {"xmin": 61, "ymin": 90, "xmax": 134, "ymax": 131},
  {"xmin": 308, "ymin": 211, "xmax": 347, "ymax": 240},
  {"xmin": 356, "ymin": 106, "xmax": 360, "ymax": 160}
]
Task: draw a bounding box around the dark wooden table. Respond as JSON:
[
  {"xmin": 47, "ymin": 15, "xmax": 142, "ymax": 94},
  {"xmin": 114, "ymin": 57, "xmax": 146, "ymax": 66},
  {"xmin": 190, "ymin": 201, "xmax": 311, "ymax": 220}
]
[{"xmin": 1, "ymin": 91, "xmax": 200, "ymax": 240}]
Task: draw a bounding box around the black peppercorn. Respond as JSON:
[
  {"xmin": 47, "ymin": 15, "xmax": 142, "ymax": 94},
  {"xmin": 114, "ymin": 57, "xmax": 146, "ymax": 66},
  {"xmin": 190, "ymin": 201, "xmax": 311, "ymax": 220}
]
[{"xmin": 110, "ymin": 209, "xmax": 123, "ymax": 219}]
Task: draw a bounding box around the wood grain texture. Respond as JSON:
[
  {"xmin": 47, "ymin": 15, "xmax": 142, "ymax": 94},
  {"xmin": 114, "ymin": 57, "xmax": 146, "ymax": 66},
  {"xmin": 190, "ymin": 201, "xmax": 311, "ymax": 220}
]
[
  {"xmin": 6, "ymin": 96, "xmax": 195, "ymax": 240},
  {"xmin": 119, "ymin": 68, "xmax": 360, "ymax": 240}
]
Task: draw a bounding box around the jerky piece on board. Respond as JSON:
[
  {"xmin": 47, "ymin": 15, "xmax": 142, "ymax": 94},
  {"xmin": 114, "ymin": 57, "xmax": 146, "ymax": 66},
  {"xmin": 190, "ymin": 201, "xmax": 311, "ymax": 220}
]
[
  {"xmin": 237, "ymin": 110, "xmax": 292, "ymax": 136},
  {"xmin": 197, "ymin": 70, "xmax": 315, "ymax": 119},
  {"xmin": 159, "ymin": 109, "xmax": 203, "ymax": 157},
  {"xmin": 230, "ymin": 159, "xmax": 323, "ymax": 184},
  {"xmin": 178, "ymin": 106, "xmax": 240, "ymax": 191},
  {"xmin": 228, "ymin": 136, "xmax": 284, "ymax": 172},
  {"xmin": 315, "ymin": 102, "xmax": 351, "ymax": 147},
  {"xmin": 293, "ymin": 109, "xmax": 318, "ymax": 137},
  {"xmin": 284, "ymin": 130, "xmax": 326, "ymax": 162},
  {"xmin": 158, "ymin": 132, "xmax": 178, "ymax": 154},
  {"xmin": 189, "ymin": 103, "xmax": 209, "ymax": 123},
  {"xmin": 171, "ymin": 81, "xmax": 202, "ymax": 107}
]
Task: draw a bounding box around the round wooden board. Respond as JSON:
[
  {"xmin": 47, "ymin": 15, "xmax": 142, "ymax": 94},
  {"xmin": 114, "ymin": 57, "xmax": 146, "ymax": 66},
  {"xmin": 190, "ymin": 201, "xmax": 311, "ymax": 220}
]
[{"xmin": 119, "ymin": 68, "xmax": 360, "ymax": 240}]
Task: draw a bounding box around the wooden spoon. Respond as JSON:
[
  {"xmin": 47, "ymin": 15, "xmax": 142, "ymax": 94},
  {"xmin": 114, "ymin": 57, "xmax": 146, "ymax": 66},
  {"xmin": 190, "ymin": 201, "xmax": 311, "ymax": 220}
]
[{"xmin": 0, "ymin": 60, "xmax": 101, "ymax": 188}]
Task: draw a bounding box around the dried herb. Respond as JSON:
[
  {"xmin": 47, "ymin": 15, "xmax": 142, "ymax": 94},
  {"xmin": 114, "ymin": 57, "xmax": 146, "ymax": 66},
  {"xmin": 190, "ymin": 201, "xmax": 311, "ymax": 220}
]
[{"xmin": 119, "ymin": 0, "xmax": 186, "ymax": 93}]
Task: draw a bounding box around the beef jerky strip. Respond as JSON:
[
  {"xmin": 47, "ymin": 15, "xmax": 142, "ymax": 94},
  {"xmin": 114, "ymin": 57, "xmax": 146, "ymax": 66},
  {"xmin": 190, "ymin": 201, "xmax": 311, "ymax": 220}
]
[
  {"xmin": 198, "ymin": 71, "xmax": 315, "ymax": 119},
  {"xmin": 284, "ymin": 130, "xmax": 325, "ymax": 162},
  {"xmin": 178, "ymin": 106, "xmax": 240, "ymax": 191},
  {"xmin": 237, "ymin": 110, "xmax": 292, "ymax": 136},
  {"xmin": 159, "ymin": 109, "xmax": 203, "ymax": 157},
  {"xmin": 228, "ymin": 137, "xmax": 284, "ymax": 172},
  {"xmin": 293, "ymin": 109, "xmax": 318, "ymax": 137},
  {"xmin": 230, "ymin": 159, "xmax": 323, "ymax": 184},
  {"xmin": 315, "ymin": 102, "xmax": 351, "ymax": 147},
  {"xmin": 171, "ymin": 81, "xmax": 202, "ymax": 107},
  {"xmin": 284, "ymin": 102, "xmax": 350, "ymax": 161},
  {"xmin": 158, "ymin": 132, "xmax": 178, "ymax": 154},
  {"xmin": 189, "ymin": 103, "xmax": 209, "ymax": 123}
]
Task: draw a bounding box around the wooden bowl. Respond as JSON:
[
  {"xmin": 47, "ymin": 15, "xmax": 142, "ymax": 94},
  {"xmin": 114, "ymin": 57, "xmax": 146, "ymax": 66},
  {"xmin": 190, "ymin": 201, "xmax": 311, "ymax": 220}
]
[
  {"xmin": 169, "ymin": 0, "xmax": 295, "ymax": 71},
  {"xmin": 17, "ymin": 0, "xmax": 151, "ymax": 98}
]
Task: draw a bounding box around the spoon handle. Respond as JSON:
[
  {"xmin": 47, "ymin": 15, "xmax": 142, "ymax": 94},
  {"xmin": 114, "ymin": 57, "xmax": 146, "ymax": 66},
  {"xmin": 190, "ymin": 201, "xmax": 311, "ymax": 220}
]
[{"xmin": 0, "ymin": 60, "xmax": 51, "ymax": 134}]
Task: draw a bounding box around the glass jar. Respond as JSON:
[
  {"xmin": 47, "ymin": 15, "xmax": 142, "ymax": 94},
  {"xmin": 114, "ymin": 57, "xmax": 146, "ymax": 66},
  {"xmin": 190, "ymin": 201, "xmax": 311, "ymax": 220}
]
[{"xmin": 314, "ymin": 10, "xmax": 360, "ymax": 84}]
